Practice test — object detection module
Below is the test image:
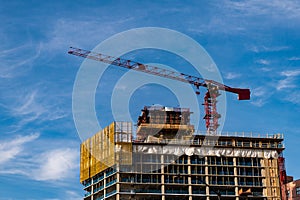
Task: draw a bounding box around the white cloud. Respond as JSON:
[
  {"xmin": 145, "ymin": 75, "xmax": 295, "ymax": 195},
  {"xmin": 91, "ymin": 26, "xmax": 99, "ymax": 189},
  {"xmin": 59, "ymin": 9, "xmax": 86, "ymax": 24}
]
[
  {"xmin": 284, "ymin": 91, "xmax": 300, "ymax": 105},
  {"xmin": 256, "ymin": 59, "xmax": 270, "ymax": 65},
  {"xmin": 0, "ymin": 43, "xmax": 41, "ymax": 79},
  {"xmin": 224, "ymin": 72, "xmax": 241, "ymax": 80},
  {"xmin": 44, "ymin": 17, "xmax": 135, "ymax": 53},
  {"xmin": 65, "ymin": 191, "xmax": 82, "ymax": 200},
  {"xmin": 280, "ymin": 69, "xmax": 300, "ymax": 77},
  {"xmin": 222, "ymin": 0, "xmax": 300, "ymax": 19},
  {"xmin": 250, "ymin": 87, "xmax": 271, "ymax": 107},
  {"xmin": 260, "ymin": 67, "xmax": 272, "ymax": 72},
  {"xmin": 288, "ymin": 57, "xmax": 300, "ymax": 61},
  {"xmin": 248, "ymin": 45, "xmax": 289, "ymax": 53},
  {"xmin": 251, "ymin": 87, "xmax": 266, "ymax": 97},
  {"xmin": 0, "ymin": 133, "xmax": 39, "ymax": 165},
  {"xmin": 13, "ymin": 90, "xmax": 45, "ymax": 118},
  {"xmin": 9, "ymin": 90, "xmax": 67, "ymax": 130},
  {"xmin": 204, "ymin": 0, "xmax": 300, "ymax": 36},
  {"xmin": 0, "ymin": 43, "xmax": 29, "ymax": 55},
  {"xmin": 0, "ymin": 135, "xmax": 79, "ymax": 183},
  {"xmin": 43, "ymin": 191, "xmax": 82, "ymax": 200},
  {"xmin": 276, "ymin": 77, "xmax": 296, "ymax": 90},
  {"xmin": 251, "ymin": 98, "xmax": 265, "ymax": 107},
  {"xmin": 32, "ymin": 148, "xmax": 78, "ymax": 181},
  {"xmin": 276, "ymin": 69, "xmax": 300, "ymax": 90}
]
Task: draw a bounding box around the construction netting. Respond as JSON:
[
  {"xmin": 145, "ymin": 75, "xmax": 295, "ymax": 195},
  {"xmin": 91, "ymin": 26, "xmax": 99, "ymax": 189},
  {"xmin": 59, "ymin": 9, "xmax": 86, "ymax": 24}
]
[
  {"xmin": 80, "ymin": 122, "xmax": 132, "ymax": 182},
  {"xmin": 133, "ymin": 145, "xmax": 279, "ymax": 158}
]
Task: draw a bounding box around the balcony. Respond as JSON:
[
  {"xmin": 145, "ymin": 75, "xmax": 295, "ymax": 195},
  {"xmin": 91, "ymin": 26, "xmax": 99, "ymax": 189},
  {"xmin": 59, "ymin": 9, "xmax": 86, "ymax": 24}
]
[
  {"xmin": 106, "ymin": 170, "xmax": 117, "ymax": 177},
  {"xmin": 105, "ymin": 190, "xmax": 116, "ymax": 197},
  {"xmin": 106, "ymin": 179, "xmax": 117, "ymax": 187},
  {"xmin": 93, "ymin": 175, "xmax": 104, "ymax": 184},
  {"xmin": 94, "ymin": 185, "xmax": 104, "ymax": 193}
]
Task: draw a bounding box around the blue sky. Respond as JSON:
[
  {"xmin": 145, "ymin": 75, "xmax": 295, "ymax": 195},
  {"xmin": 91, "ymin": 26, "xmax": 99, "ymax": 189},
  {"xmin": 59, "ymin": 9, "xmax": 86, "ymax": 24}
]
[{"xmin": 1, "ymin": 0, "xmax": 300, "ymax": 199}]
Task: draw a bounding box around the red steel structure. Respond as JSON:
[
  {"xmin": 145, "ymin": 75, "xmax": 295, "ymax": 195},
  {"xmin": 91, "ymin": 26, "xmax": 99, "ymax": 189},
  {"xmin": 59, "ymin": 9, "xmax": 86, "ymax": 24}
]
[
  {"xmin": 68, "ymin": 47, "xmax": 250, "ymax": 133},
  {"xmin": 279, "ymin": 156, "xmax": 287, "ymax": 200}
]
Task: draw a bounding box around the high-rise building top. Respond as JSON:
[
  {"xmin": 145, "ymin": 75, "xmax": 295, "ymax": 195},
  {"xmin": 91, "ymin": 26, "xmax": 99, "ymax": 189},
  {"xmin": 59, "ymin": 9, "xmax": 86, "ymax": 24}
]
[
  {"xmin": 136, "ymin": 106, "xmax": 193, "ymax": 141},
  {"xmin": 80, "ymin": 106, "xmax": 285, "ymax": 200}
]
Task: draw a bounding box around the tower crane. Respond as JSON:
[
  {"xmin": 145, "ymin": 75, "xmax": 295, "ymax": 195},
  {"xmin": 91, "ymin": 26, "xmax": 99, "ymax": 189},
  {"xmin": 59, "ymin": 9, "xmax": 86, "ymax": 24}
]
[{"xmin": 68, "ymin": 47, "xmax": 250, "ymax": 133}]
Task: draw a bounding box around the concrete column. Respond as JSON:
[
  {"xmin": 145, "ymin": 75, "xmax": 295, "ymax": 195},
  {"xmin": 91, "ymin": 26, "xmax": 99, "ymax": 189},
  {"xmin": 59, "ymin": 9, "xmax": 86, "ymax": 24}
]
[
  {"xmin": 233, "ymin": 157, "xmax": 239, "ymax": 200},
  {"xmin": 116, "ymin": 172, "xmax": 120, "ymax": 200},
  {"xmin": 161, "ymin": 154, "xmax": 165, "ymax": 200},
  {"xmin": 91, "ymin": 180, "xmax": 94, "ymax": 200},
  {"xmin": 205, "ymin": 156, "xmax": 209, "ymax": 200},
  {"xmin": 104, "ymin": 172, "xmax": 106, "ymax": 199},
  {"xmin": 116, "ymin": 148, "xmax": 120, "ymax": 200},
  {"xmin": 188, "ymin": 155, "xmax": 192, "ymax": 200}
]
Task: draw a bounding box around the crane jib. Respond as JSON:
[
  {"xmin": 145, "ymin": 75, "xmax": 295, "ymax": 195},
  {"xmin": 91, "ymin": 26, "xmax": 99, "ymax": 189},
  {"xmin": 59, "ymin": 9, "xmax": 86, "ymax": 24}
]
[{"xmin": 68, "ymin": 47, "xmax": 251, "ymax": 133}]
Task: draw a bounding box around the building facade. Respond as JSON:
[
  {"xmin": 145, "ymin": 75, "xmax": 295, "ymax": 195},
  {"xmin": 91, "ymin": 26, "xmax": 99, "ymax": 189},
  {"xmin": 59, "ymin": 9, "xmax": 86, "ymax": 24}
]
[
  {"xmin": 286, "ymin": 179, "xmax": 300, "ymax": 200},
  {"xmin": 80, "ymin": 106, "xmax": 285, "ymax": 200}
]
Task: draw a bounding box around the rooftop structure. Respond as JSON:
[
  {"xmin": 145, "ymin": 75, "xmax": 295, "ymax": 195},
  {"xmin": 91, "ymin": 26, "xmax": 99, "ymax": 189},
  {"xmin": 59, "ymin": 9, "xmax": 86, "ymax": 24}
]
[{"xmin": 80, "ymin": 106, "xmax": 285, "ymax": 200}]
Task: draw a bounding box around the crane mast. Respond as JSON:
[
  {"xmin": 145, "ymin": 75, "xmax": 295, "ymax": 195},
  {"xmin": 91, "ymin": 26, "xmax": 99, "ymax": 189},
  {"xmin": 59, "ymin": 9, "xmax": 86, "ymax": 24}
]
[{"xmin": 68, "ymin": 47, "xmax": 250, "ymax": 133}]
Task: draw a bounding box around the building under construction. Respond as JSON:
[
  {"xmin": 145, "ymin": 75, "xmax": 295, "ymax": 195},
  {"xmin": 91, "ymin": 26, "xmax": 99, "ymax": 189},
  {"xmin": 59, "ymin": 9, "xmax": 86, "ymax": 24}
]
[{"xmin": 80, "ymin": 106, "xmax": 285, "ymax": 200}]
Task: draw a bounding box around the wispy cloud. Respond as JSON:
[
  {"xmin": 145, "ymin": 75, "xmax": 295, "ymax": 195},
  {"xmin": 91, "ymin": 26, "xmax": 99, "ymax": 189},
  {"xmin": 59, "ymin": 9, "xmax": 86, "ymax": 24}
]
[
  {"xmin": 0, "ymin": 43, "xmax": 41, "ymax": 79},
  {"xmin": 206, "ymin": 0, "xmax": 300, "ymax": 37},
  {"xmin": 0, "ymin": 134, "xmax": 79, "ymax": 182},
  {"xmin": 224, "ymin": 72, "xmax": 241, "ymax": 80},
  {"xmin": 32, "ymin": 148, "xmax": 78, "ymax": 181},
  {"xmin": 64, "ymin": 191, "xmax": 82, "ymax": 200},
  {"xmin": 250, "ymin": 87, "xmax": 271, "ymax": 107},
  {"xmin": 256, "ymin": 59, "xmax": 270, "ymax": 65},
  {"xmin": 251, "ymin": 99, "xmax": 265, "ymax": 107},
  {"xmin": 222, "ymin": 0, "xmax": 300, "ymax": 19},
  {"xmin": 276, "ymin": 69, "xmax": 300, "ymax": 90},
  {"xmin": 276, "ymin": 78, "xmax": 295, "ymax": 90},
  {"xmin": 43, "ymin": 190, "xmax": 83, "ymax": 200},
  {"xmin": 288, "ymin": 57, "xmax": 300, "ymax": 61},
  {"xmin": 44, "ymin": 17, "xmax": 135, "ymax": 53},
  {"xmin": 13, "ymin": 90, "xmax": 45, "ymax": 119},
  {"xmin": 280, "ymin": 69, "xmax": 300, "ymax": 77},
  {"xmin": 259, "ymin": 67, "xmax": 272, "ymax": 72},
  {"xmin": 251, "ymin": 87, "xmax": 266, "ymax": 97},
  {"xmin": 0, "ymin": 44, "xmax": 29, "ymax": 55},
  {"xmin": 0, "ymin": 133, "xmax": 39, "ymax": 165},
  {"xmin": 8, "ymin": 89, "xmax": 67, "ymax": 131},
  {"xmin": 284, "ymin": 91, "xmax": 300, "ymax": 105},
  {"xmin": 248, "ymin": 45, "xmax": 289, "ymax": 53}
]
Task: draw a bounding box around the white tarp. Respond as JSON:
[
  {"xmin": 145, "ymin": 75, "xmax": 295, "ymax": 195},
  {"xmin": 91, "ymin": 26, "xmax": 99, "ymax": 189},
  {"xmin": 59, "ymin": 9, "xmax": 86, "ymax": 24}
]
[{"xmin": 134, "ymin": 145, "xmax": 278, "ymax": 159}]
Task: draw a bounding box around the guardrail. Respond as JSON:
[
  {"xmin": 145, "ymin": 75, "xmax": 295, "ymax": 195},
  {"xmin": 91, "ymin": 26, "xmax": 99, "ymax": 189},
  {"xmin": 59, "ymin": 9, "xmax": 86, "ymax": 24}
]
[{"xmin": 194, "ymin": 131, "xmax": 284, "ymax": 139}]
